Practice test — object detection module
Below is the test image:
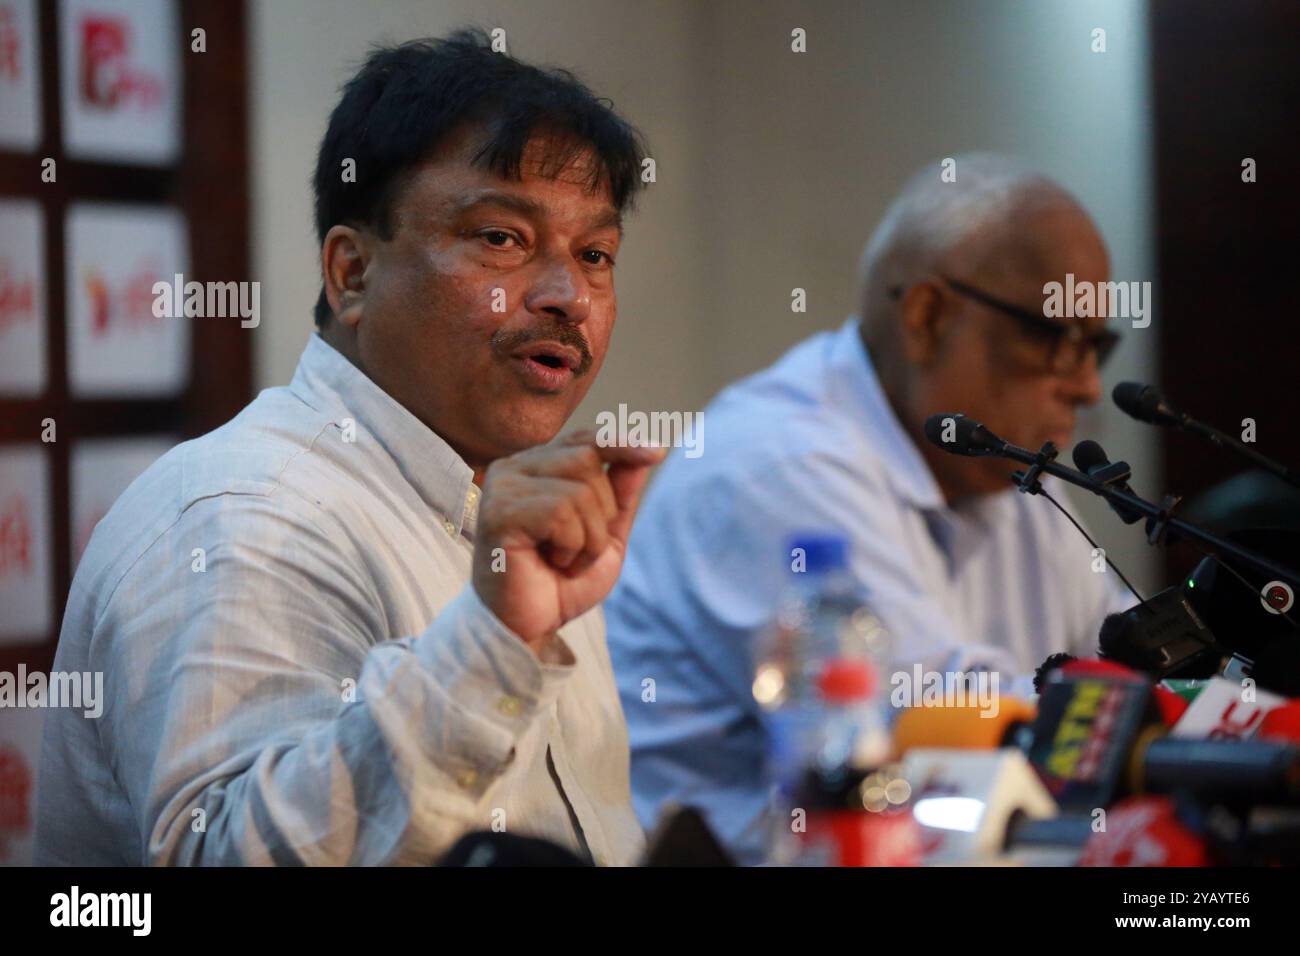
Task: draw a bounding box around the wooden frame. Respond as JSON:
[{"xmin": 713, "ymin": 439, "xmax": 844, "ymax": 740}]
[{"xmin": 0, "ymin": 0, "xmax": 251, "ymax": 675}]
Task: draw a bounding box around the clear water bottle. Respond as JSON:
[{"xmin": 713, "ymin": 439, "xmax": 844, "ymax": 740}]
[{"xmin": 752, "ymin": 533, "xmax": 904, "ymax": 865}]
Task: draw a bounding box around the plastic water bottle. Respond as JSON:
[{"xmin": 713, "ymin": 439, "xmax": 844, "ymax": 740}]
[{"xmin": 752, "ymin": 533, "xmax": 911, "ymax": 865}]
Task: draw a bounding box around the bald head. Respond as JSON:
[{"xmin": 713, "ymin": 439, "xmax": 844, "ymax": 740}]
[
  {"xmin": 858, "ymin": 154, "xmax": 1106, "ymax": 357},
  {"xmin": 855, "ymin": 154, "xmax": 1112, "ymax": 504}
]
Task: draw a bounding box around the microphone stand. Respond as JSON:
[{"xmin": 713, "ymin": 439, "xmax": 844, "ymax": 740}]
[
  {"xmin": 1171, "ymin": 415, "xmax": 1300, "ymax": 491},
  {"xmin": 1000, "ymin": 440, "xmax": 1300, "ymax": 588}
]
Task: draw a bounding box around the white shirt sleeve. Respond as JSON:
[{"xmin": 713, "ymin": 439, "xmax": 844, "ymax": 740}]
[{"xmin": 93, "ymin": 491, "xmax": 574, "ymax": 866}]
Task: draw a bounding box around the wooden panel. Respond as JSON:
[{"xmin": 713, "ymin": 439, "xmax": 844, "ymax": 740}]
[
  {"xmin": 1149, "ymin": 0, "xmax": 1300, "ymax": 579},
  {"xmin": 0, "ymin": 0, "xmax": 251, "ymax": 675}
]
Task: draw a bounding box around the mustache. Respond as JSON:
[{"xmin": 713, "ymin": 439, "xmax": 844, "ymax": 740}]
[{"xmin": 491, "ymin": 324, "xmax": 594, "ymax": 377}]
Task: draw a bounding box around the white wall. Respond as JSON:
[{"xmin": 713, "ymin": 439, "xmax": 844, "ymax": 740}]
[{"xmin": 250, "ymin": 0, "xmax": 1159, "ymax": 593}]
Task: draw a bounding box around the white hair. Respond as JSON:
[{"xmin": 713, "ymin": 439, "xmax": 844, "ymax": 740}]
[{"xmin": 857, "ymin": 153, "xmax": 1081, "ymax": 350}]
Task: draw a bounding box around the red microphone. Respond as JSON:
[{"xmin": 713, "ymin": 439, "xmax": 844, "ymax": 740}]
[
  {"xmin": 1078, "ymin": 796, "xmax": 1211, "ymax": 867},
  {"xmin": 1259, "ymin": 701, "xmax": 1300, "ymax": 744}
]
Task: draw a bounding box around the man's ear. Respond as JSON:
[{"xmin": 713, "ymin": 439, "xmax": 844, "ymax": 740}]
[
  {"xmin": 898, "ymin": 279, "xmax": 949, "ymax": 366},
  {"xmin": 321, "ymin": 225, "xmax": 371, "ymax": 329}
]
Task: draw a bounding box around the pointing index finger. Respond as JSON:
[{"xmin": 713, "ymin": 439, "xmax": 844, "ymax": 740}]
[{"xmin": 559, "ymin": 429, "xmax": 669, "ymax": 468}]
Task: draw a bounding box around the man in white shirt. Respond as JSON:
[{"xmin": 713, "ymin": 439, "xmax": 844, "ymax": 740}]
[
  {"xmin": 605, "ymin": 155, "xmax": 1134, "ymax": 863},
  {"xmin": 36, "ymin": 30, "xmax": 662, "ymax": 866}
]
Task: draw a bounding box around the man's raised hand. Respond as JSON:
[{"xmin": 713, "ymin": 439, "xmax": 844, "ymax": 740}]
[{"xmin": 472, "ymin": 431, "xmax": 666, "ymax": 654}]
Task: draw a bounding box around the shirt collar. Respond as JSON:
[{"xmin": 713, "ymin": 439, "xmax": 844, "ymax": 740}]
[
  {"xmin": 828, "ymin": 317, "xmax": 947, "ymax": 511},
  {"xmin": 829, "ymin": 316, "xmax": 1019, "ymax": 528},
  {"xmin": 288, "ymin": 333, "xmax": 480, "ymax": 537}
]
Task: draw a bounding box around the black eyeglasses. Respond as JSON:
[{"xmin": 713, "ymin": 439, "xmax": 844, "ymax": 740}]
[{"xmin": 888, "ymin": 276, "xmax": 1121, "ymax": 374}]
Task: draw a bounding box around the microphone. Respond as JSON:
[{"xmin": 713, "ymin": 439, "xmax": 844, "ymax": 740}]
[
  {"xmin": 1034, "ymin": 652, "xmax": 1076, "ymax": 694},
  {"xmin": 925, "ymin": 412, "xmax": 1300, "ymax": 587},
  {"xmin": 1077, "ymin": 795, "xmax": 1212, "ymax": 867},
  {"xmin": 1112, "ymin": 381, "xmax": 1181, "ymax": 426},
  {"xmin": 1072, "ymin": 440, "xmax": 1144, "ymax": 525},
  {"xmin": 1058, "ymin": 657, "xmax": 1191, "ymax": 726},
  {"xmin": 1030, "ymin": 668, "xmax": 1300, "ymax": 808},
  {"xmin": 1169, "ymin": 676, "xmax": 1287, "ymax": 741},
  {"xmin": 901, "ymin": 747, "xmax": 1118, "ymax": 865},
  {"xmin": 1073, "ymin": 441, "xmax": 1299, "ymax": 690},
  {"xmin": 1096, "ymin": 587, "xmax": 1225, "ymax": 680},
  {"xmin": 1133, "ymin": 735, "xmax": 1300, "ymax": 802},
  {"xmin": 922, "ymin": 413, "xmax": 1007, "ymax": 457},
  {"xmin": 901, "ymin": 746, "xmax": 1154, "ymax": 865},
  {"xmin": 1113, "ymin": 381, "xmax": 1300, "ymax": 489},
  {"xmin": 1259, "ymin": 702, "xmax": 1300, "ymax": 744},
  {"xmin": 901, "ymin": 747, "xmax": 1060, "ymax": 865},
  {"xmin": 1001, "ymin": 812, "xmax": 1097, "ymax": 866},
  {"xmin": 1028, "ymin": 669, "xmax": 1158, "ymax": 810},
  {"xmin": 895, "ymin": 659, "xmax": 1191, "ymax": 740},
  {"xmin": 891, "ymin": 698, "xmax": 1037, "ymax": 756},
  {"xmin": 1080, "ymin": 791, "xmax": 1300, "ymax": 866}
]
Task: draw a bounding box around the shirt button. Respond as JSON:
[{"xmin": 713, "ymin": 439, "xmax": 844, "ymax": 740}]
[
  {"xmin": 466, "ymin": 486, "xmax": 480, "ymax": 505},
  {"xmin": 442, "ymin": 519, "xmax": 457, "ymax": 536},
  {"xmin": 496, "ymin": 695, "xmax": 523, "ymax": 718},
  {"xmin": 455, "ymin": 768, "xmax": 479, "ymax": 789}
]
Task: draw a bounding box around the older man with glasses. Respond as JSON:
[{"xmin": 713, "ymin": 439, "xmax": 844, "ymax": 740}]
[{"xmin": 603, "ymin": 153, "xmax": 1134, "ymax": 863}]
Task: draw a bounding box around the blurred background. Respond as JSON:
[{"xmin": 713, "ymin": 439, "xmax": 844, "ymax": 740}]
[
  {"xmin": 255, "ymin": 0, "xmax": 1161, "ymax": 576},
  {"xmin": 1, "ymin": 0, "xmax": 1296, "ymax": 863}
]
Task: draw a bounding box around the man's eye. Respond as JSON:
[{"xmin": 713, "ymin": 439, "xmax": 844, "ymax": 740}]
[
  {"xmin": 480, "ymin": 230, "xmax": 518, "ymax": 248},
  {"xmin": 582, "ymin": 249, "xmax": 615, "ymax": 267}
]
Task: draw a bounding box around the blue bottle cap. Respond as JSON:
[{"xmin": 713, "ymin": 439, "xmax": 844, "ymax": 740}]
[{"xmin": 786, "ymin": 533, "xmax": 849, "ymax": 575}]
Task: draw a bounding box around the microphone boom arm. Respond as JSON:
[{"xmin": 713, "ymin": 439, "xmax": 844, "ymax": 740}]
[
  {"xmin": 1180, "ymin": 417, "xmax": 1300, "ymax": 490},
  {"xmin": 1002, "ymin": 440, "xmax": 1300, "ymax": 588}
]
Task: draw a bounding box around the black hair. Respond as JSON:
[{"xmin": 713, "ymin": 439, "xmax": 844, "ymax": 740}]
[{"xmin": 311, "ymin": 28, "xmax": 648, "ymax": 328}]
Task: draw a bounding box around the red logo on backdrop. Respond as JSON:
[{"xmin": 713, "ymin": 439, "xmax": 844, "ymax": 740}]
[
  {"xmin": 85, "ymin": 263, "xmax": 165, "ymax": 335},
  {"xmin": 0, "ymin": 493, "xmax": 32, "ymax": 576},
  {"xmin": 0, "ymin": 5, "xmax": 22, "ymax": 82},
  {"xmin": 0, "ymin": 258, "xmax": 36, "ymax": 334},
  {"xmin": 0, "ymin": 745, "xmax": 33, "ymax": 858},
  {"xmin": 79, "ymin": 15, "xmax": 163, "ymax": 110}
]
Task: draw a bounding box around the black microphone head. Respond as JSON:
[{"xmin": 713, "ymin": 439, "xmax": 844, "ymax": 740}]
[
  {"xmin": 923, "ymin": 413, "xmax": 1005, "ymax": 457},
  {"xmin": 1072, "ymin": 437, "xmax": 1144, "ymax": 525},
  {"xmin": 1072, "ymin": 438, "xmax": 1108, "ymax": 474},
  {"xmin": 1097, "ymin": 612, "xmax": 1141, "ymax": 668},
  {"xmin": 1113, "ymin": 381, "xmax": 1165, "ymax": 424},
  {"xmin": 1034, "ymin": 652, "xmax": 1077, "ymax": 695}
]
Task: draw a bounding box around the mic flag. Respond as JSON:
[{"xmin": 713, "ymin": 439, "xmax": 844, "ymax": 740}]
[
  {"xmin": 1078, "ymin": 795, "xmax": 1211, "ymax": 867},
  {"xmin": 891, "ymin": 698, "xmax": 1037, "ymax": 756},
  {"xmin": 1027, "ymin": 672, "xmax": 1157, "ymax": 810}
]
